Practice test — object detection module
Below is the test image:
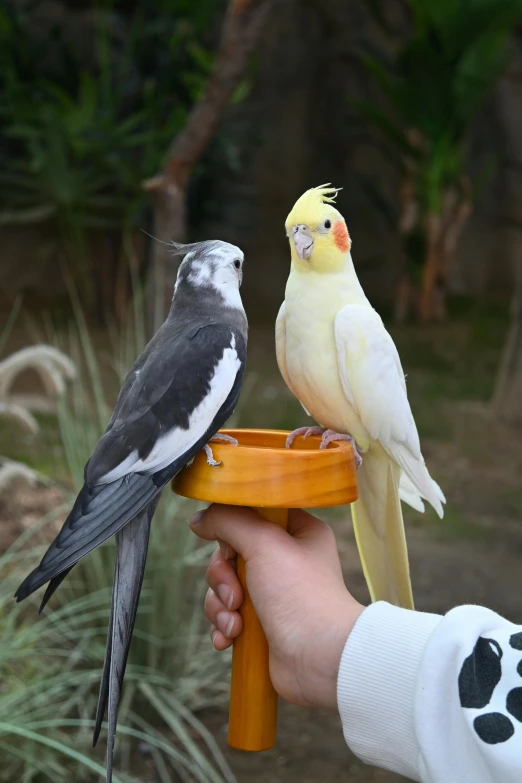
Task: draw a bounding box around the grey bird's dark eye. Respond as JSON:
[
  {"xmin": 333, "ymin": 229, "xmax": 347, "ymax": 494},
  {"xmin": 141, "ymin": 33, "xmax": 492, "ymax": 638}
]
[
  {"xmin": 234, "ymin": 259, "xmax": 241, "ymax": 270},
  {"xmin": 324, "ymin": 219, "xmax": 331, "ymax": 229}
]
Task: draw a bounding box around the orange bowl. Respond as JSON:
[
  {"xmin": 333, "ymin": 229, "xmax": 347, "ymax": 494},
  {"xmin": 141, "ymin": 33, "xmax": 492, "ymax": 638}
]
[{"xmin": 172, "ymin": 428, "xmax": 358, "ymax": 508}]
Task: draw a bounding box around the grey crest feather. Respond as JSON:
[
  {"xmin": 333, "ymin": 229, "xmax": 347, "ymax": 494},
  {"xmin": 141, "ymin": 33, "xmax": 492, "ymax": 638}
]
[{"xmin": 170, "ymin": 239, "xmax": 239, "ymax": 258}]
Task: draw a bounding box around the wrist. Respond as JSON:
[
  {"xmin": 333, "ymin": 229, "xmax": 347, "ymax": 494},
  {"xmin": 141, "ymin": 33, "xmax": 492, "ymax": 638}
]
[{"xmin": 308, "ymin": 595, "xmax": 365, "ymax": 711}]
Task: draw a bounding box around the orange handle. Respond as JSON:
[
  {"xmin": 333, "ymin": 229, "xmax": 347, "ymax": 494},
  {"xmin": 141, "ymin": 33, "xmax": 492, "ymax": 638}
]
[
  {"xmin": 228, "ymin": 507, "xmax": 289, "ymax": 751},
  {"xmin": 172, "ymin": 429, "xmax": 358, "ymax": 752}
]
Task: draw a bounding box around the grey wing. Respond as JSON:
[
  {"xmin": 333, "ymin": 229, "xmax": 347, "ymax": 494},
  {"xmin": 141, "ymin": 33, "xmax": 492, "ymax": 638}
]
[{"xmin": 86, "ymin": 321, "xmax": 245, "ymax": 486}]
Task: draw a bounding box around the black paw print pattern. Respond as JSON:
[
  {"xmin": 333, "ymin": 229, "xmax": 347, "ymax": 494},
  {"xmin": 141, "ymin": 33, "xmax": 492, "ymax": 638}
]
[{"xmin": 458, "ymin": 632, "xmax": 522, "ymax": 744}]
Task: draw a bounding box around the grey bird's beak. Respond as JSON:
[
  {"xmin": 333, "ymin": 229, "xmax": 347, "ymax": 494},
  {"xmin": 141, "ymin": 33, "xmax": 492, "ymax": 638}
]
[{"xmin": 292, "ymin": 224, "xmax": 314, "ymax": 260}]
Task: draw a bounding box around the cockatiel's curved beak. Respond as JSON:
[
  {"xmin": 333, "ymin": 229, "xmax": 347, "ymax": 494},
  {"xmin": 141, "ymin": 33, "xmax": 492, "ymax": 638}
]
[{"xmin": 292, "ymin": 224, "xmax": 314, "ymax": 260}]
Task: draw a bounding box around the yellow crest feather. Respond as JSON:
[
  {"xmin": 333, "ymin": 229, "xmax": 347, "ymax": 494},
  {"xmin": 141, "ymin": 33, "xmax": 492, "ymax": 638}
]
[{"xmin": 285, "ymin": 184, "xmax": 342, "ymax": 232}]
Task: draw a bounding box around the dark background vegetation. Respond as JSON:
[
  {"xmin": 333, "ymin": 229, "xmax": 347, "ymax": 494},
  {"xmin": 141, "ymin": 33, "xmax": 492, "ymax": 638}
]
[{"xmin": 1, "ymin": 1, "xmax": 522, "ymax": 781}]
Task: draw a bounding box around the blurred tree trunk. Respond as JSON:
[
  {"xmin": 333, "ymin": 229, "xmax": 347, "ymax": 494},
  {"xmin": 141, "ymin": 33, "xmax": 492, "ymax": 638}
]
[
  {"xmin": 419, "ymin": 185, "xmax": 472, "ymax": 323},
  {"xmin": 394, "ymin": 176, "xmax": 417, "ymax": 323},
  {"xmin": 393, "ymin": 134, "xmax": 473, "ymax": 324},
  {"xmin": 491, "ymin": 225, "xmax": 522, "ymax": 423},
  {"xmin": 419, "ymin": 212, "xmax": 444, "ymax": 322},
  {"xmin": 491, "ymin": 55, "xmax": 522, "ymax": 422},
  {"xmin": 144, "ymin": 0, "xmax": 273, "ymax": 333}
]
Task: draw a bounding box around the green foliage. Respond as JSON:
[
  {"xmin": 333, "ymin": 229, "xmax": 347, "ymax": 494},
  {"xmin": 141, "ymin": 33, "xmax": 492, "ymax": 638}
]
[
  {"xmin": 1, "ymin": 74, "xmax": 156, "ymax": 232},
  {"xmin": 361, "ymin": 0, "xmax": 521, "ymax": 195},
  {"xmin": 354, "ymin": 0, "xmax": 522, "ymax": 319},
  {"xmin": 0, "ymin": 0, "xmax": 223, "ymax": 305},
  {"xmin": 0, "ymin": 514, "xmax": 129, "ymax": 782},
  {"xmin": 356, "ymin": 0, "xmax": 522, "ymax": 212}
]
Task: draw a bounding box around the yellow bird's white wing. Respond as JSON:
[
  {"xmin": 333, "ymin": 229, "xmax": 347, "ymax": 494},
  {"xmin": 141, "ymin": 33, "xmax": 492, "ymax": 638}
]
[
  {"xmin": 334, "ymin": 305, "xmax": 421, "ymax": 458},
  {"xmin": 276, "ymin": 302, "xmax": 312, "ymax": 417},
  {"xmin": 398, "ymin": 473, "xmax": 425, "ymax": 513},
  {"xmin": 334, "ymin": 304, "xmax": 444, "ymax": 516}
]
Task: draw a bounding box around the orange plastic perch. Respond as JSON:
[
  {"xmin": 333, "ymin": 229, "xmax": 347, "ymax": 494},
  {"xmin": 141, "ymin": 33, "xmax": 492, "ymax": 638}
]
[{"xmin": 172, "ymin": 429, "xmax": 358, "ymax": 752}]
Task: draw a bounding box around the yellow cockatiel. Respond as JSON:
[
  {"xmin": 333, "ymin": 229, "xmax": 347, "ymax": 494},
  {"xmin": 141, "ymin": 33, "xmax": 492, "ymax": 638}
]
[{"xmin": 276, "ymin": 185, "xmax": 445, "ymax": 609}]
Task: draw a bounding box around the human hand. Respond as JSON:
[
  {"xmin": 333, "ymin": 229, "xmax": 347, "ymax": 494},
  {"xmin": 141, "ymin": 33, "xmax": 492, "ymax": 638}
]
[{"xmin": 189, "ymin": 505, "xmax": 364, "ymax": 711}]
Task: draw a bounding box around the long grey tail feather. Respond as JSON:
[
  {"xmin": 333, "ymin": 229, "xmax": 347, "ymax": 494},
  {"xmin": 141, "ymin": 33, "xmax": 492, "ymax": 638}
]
[
  {"xmin": 39, "ymin": 566, "xmax": 75, "ymax": 613},
  {"xmin": 93, "ymin": 578, "xmax": 115, "ymax": 748},
  {"xmin": 93, "ymin": 498, "xmax": 158, "ymax": 783}
]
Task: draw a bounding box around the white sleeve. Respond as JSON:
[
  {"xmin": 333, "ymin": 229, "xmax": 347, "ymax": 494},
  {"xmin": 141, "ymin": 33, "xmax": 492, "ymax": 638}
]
[{"xmin": 337, "ymin": 601, "xmax": 522, "ymax": 783}]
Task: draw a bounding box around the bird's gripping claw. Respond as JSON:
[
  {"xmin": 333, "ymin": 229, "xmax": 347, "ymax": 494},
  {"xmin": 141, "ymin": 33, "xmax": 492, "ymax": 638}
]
[
  {"xmin": 204, "ymin": 432, "xmax": 239, "ymax": 466},
  {"xmin": 285, "ymin": 426, "xmax": 363, "ymax": 469}
]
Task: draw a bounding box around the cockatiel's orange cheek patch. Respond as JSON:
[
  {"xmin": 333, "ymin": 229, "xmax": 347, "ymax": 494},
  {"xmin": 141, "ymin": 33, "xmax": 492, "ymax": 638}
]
[{"xmin": 333, "ymin": 220, "xmax": 351, "ymax": 253}]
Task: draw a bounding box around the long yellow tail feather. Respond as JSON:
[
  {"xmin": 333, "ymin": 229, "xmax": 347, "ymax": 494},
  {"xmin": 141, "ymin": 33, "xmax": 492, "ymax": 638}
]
[{"xmin": 350, "ymin": 445, "xmax": 414, "ymax": 610}]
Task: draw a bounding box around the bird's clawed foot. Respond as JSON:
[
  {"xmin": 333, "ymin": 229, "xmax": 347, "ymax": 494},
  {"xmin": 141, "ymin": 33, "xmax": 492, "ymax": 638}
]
[
  {"xmin": 210, "ymin": 433, "xmax": 239, "ymax": 446},
  {"xmin": 319, "ymin": 430, "xmax": 363, "ymax": 469},
  {"xmin": 203, "ymin": 444, "xmax": 221, "ymax": 466},
  {"xmin": 285, "ymin": 426, "xmax": 326, "ymax": 449},
  {"xmin": 204, "ymin": 433, "xmax": 239, "ymax": 467},
  {"xmin": 285, "ymin": 426, "xmax": 362, "ymax": 469}
]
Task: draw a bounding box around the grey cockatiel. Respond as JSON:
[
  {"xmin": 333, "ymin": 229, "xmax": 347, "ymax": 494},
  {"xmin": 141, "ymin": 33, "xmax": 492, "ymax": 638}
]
[{"xmin": 15, "ymin": 240, "xmax": 248, "ymax": 782}]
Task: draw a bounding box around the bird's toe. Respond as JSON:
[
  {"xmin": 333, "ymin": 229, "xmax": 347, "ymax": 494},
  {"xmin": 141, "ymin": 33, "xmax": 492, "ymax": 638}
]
[
  {"xmin": 319, "ymin": 430, "xmax": 363, "ymax": 468},
  {"xmin": 203, "ymin": 444, "xmax": 222, "ymax": 467},
  {"xmin": 286, "ymin": 426, "xmax": 321, "ymax": 449},
  {"xmin": 210, "ymin": 433, "xmax": 238, "ymax": 446}
]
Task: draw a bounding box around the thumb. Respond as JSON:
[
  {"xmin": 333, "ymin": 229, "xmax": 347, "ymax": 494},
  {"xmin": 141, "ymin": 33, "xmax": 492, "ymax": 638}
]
[{"xmin": 189, "ymin": 503, "xmax": 288, "ymax": 561}]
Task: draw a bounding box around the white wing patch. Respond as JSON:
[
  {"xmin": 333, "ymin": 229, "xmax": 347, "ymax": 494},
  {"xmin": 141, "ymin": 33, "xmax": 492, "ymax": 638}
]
[
  {"xmin": 334, "ymin": 305, "xmax": 421, "ymax": 460},
  {"xmin": 101, "ymin": 334, "xmax": 241, "ymax": 482}
]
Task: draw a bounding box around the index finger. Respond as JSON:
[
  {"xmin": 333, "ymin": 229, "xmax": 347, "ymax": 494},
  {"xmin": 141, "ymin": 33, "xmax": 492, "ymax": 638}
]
[{"xmin": 189, "ymin": 503, "xmax": 288, "ymax": 561}]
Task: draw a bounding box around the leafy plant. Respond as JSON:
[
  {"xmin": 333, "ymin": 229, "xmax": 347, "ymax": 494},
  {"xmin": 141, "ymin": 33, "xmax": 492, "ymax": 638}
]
[
  {"xmin": 0, "ymin": 0, "xmax": 222, "ymax": 314},
  {"xmin": 355, "ymin": 0, "xmax": 522, "ymax": 321},
  {"xmin": 0, "ymin": 513, "xmax": 130, "ymax": 783}
]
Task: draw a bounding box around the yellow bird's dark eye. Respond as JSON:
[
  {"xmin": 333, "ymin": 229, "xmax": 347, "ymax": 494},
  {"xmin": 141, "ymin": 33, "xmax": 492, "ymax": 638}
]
[{"xmin": 324, "ymin": 219, "xmax": 331, "ymax": 229}]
